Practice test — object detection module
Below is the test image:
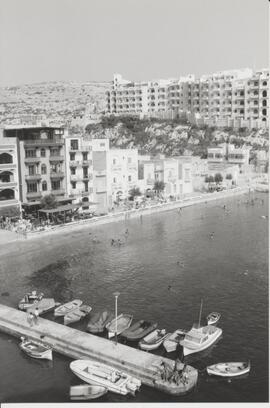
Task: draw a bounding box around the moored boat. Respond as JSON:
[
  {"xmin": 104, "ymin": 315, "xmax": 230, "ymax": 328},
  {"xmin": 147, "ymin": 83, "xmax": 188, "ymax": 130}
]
[
  {"xmin": 27, "ymin": 298, "xmax": 58, "ymax": 315},
  {"xmin": 206, "ymin": 361, "xmax": 250, "ymax": 377},
  {"xmin": 54, "ymin": 299, "xmax": 83, "ymax": 316},
  {"xmin": 106, "ymin": 313, "xmax": 133, "ymax": 339},
  {"xmin": 18, "ymin": 291, "xmax": 44, "ymax": 310},
  {"xmin": 163, "ymin": 329, "xmax": 187, "ymax": 353},
  {"xmin": 121, "ymin": 320, "xmax": 158, "ymax": 341},
  {"xmin": 19, "ymin": 337, "xmax": 52, "ymax": 361},
  {"xmin": 139, "ymin": 329, "xmax": 170, "ymax": 351},
  {"xmin": 64, "ymin": 305, "xmax": 92, "ymax": 325},
  {"xmin": 180, "ymin": 324, "xmax": 222, "ymax": 356},
  {"xmin": 87, "ymin": 310, "xmax": 114, "ymax": 333},
  {"xmin": 70, "ymin": 360, "xmax": 141, "ymax": 396},
  {"xmin": 69, "ymin": 384, "xmax": 108, "ymax": 400},
  {"xmin": 207, "ymin": 312, "xmax": 221, "ymax": 325}
]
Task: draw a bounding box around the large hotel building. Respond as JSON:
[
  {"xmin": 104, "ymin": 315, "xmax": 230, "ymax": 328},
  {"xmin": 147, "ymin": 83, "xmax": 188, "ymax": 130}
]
[{"xmin": 106, "ymin": 68, "xmax": 269, "ymax": 128}]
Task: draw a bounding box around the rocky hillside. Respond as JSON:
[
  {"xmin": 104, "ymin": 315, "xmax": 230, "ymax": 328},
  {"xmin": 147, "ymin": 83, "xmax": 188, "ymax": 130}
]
[{"xmin": 85, "ymin": 115, "xmax": 269, "ymax": 158}]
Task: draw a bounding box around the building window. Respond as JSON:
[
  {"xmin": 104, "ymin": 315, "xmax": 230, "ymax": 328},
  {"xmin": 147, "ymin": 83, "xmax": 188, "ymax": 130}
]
[
  {"xmin": 51, "ymin": 180, "xmax": 61, "ymax": 190},
  {"xmin": 0, "ymin": 153, "xmax": 13, "ymax": 164},
  {"xmin": 113, "ymin": 177, "xmax": 117, "ymax": 183},
  {"xmin": 113, "ymin": 158, "xmax": 117, "ymax": 165},
  {"xmin": 184, "ymin": 169, "xmax": 190, "ymax": 182},
  {"xmin": 70, "ymin": 140, "xmax": 79, "ymax": 150},
  {"xmin": 25, "ymin": 149, "xmax": 36, "ymax": 158},
  {"xmin": 71, "ymin": 181, "xmax": 76, "ymax": 189},
  {"xmin": 71, "ymin": 167, "xmax": 76, "ymax": 175},
  {"xmin": 41, "ymin": 164, "xmax": 47, "ymax": 174},
  {"xmin": 42, "ymin": 181, "xmax": 47, "ymax": 191},
  {"xmin": 100, "ymin": 143, "xmax": 105, "ymax": 147},
  {"xmin": 84, "ymin": 181, "xmax": 88, "ymax": 192},
  {"xmin": 83, "ymin": 167, "xmax": 88, "ymax": 178},
  {"xmin": 27, "ymin": 182, "xmax": 37, "ymax": 193},
  {"xmin": 128, "ymin": 175, "xmax": 132, "ymax": 182},
  {"xmin": 128, "ymin": 157, "xmax": 132, "ymax": 163},
  {"xmin": 28, "ymin": 165, "xmax": 35, "ymax": 175},
  {"xmin": 82, "ymin": 152, "xmax": 88, "ymax": 161},
  {"xmin": 50, "ymin": 148, "xmax": 60, "ymax": 157},
  {"xmin": 70, "ymin": 152, "xmax": 75, "ymax": 161},
  {"xmin": 40, "ymin": 148, "xmax": 46, "ymax": 157},
  {"xmin": 262, "ymin": 90, "xmax": 267, "ymax": 98}
]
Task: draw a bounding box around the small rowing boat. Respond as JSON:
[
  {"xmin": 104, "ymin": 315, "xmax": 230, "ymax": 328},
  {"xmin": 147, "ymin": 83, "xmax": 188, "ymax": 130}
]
[
  {"xmin": 64, "ymin": 305, "xmax": 92, "ymax": 325},
  {"xmin": 19, "ymin": 337, "xmax": 52, "ymax": 361},
  {"xmin": 106, "ymin": 314, "xmax": 133, "ymax": 339},
  {"xmin": 87, "ymin": 310, "xmax": 114, "ymax": 333},
  {"xmin": 69, "ymin": 384, "xmax": 108, "ymax": 400},
  {"xmin": 121, "ymin": 320, "xmax": 158, "ymax": 341},
  {"xmin": 70, "ymin": 360, "xmax": 141, "ymax": 395},
  {"xmin": 139, "ymin": 329, "xmax": 170, "ymax": 351},
  {"xmin": 54, "ymin": 299, "xmax": 83, "ymax": 316},
  {"xmin": 207, "ymin": 361, "xmax": 250, "ymax": 377},
  {"xmin": 207, "ymin": 312, "xmax": 221, "ymax": 325},
  {"xmin": 163, "ymin": 329, "xmax": 187, "ymax": 353},
  {"xmin": 27, "ymin": 298, "xmax": 58, "ymax": 315}
]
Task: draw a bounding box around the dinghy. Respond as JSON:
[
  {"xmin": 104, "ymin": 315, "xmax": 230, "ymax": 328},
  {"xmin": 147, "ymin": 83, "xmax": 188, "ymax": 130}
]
[
  {"xmin": 19, "ymin": 337, "xmax": 52, "ymax": 361},
  {"xmin": 163, "ymin": 329, "xmax": 187, "ymax": 353},
  {"xmin": 18, "ymin": 291, "xmax": 44, "ymax": 310},
  {"xmin": 207, "ymin": 312, "xmax": 221, "ymax": 325},
  {"xmin": 139, "ymin": 329, "xmax": 170, "ymax": 351},
  {"xmin": 64, "ymin": 305, "xmax": 92, "ymax": 325},
  {"xmin": 70, "ymin": 384, "xmax": 108, "ymax": 400},
  {"xmin": 207, "ymin": 361, "xmax": 250, "ymax": 377},
  {"xmin": 121, "ymin": 320, "xmax": 158, "ymax": 341},
  {"xmin": 70, "ymin": 360, "xmax": 141, "ymax": 396},
  {"xmin": 87, "ymin": 310, "xmax": 114, "ymax": 333},
  {"xmin": 106, "ymin": 314, "xmax": 133, "ymax": 339},
  {"xmin": 54, "ymin": 299, "xmax": 83, "ymax": 316},
  {"xmin": 27, "ymin": 298, "xmax": 58, "ymax": 315}
]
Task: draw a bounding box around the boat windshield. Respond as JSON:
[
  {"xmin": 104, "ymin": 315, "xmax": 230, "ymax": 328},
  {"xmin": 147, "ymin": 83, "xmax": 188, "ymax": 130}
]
[{"xmin": 185, "ymin": 334, "xmax": 202, "ymax": 344}]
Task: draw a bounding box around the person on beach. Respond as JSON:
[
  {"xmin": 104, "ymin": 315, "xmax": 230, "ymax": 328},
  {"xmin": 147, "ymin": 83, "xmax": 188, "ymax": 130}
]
[
  {"xmin": 124, "ymin": 228, "xmax": 129, "ymax": 238},
  {"xmin": 210, "ymin": 232, "xmax": 214, "ymax": 239},
  {"xmin": 27, "ymin": 312, "xmax": 34, "ymax": 327}
]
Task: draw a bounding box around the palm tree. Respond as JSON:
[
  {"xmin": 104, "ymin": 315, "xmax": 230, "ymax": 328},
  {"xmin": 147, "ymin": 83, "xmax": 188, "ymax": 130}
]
[
  {"xmin": 153, "ymin": 180, "xmax": 165, "ymax": 196},
  {"xmin": 128, "ymin": 187, "xmax": 141, "ymax": 201}
]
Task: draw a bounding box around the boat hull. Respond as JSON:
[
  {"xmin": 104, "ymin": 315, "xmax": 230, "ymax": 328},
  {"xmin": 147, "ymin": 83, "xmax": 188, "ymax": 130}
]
[
  {"xmin": 121, "ymin": 321, "xmax": 158, "ymax": 341},
  {"xmin": 207, "ymin": 362, "xmax": 250, "ymax": 377},
  {"xmin": 182, "ymin": 328, "xmax": 222, "ymax": 356},
  {"xmin": 54, "ymin": 299, "xmax": 83, "ymax": 316},
  {"xmin": 69, "ymin": 385, "xmax": 107, "ymax": 400},
  {"xmin": 19, "ymin": 342, "xmax": 53, "ymax": 361},
  {"xmin": 163, "ymin": 330, "xmax": 186, "ymax": 353},
  {"xmin": 87, "ymin": 311, "xmax": 114, "ymax": 333},
  {"xmin": 106, "ymin": 314, "xmax": 133, "ymax": 338},
  {"xmin": 139, "ymin": 330, "xmax": 170, "ymax": 351}
]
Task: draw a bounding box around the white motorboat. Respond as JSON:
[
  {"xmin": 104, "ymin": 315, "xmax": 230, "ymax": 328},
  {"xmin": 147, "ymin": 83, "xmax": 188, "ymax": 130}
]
[
  {"xmin": 69, "ymin": 384, "xmax": 108, "ymax": 400},
  {"xmin": 180, "ymin": 300, "xmax": 222, "ymax": 356},
  {"xmin": 207, "ymin": 361, "xmax": 250, "ymax": 377},
  {"xmin": 163, "ymin": 329, "xmax": 187, "ymax": 353},
  {"xmin": 70, "ymin": 360, "xmax": 141, "ymax": 396},
  {"xmin": 207, "ymin": 312, "xmax": 221, "ymax": 325},
  {"xmin": 19, "ymin": 337, "xmax": 52, "ymax": 361},
  {"xmin": 64, "ymin": 305, "xmax": 92, "ymax": 325},
  {"xmin": 54, "ymin": 299, "xmax": 83, "ymax": 316},
  {"xmin": 180, "ymin": 324, "xmax": 222, "ymax": 356},
  {"xmin": 139, "ymin": 329, "xmax": 170, "ymax": 351}
]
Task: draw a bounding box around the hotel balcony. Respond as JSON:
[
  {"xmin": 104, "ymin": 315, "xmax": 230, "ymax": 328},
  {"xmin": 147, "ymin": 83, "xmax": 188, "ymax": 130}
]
[
  {"xmin": 26, "ymin": 191, "xmax": 42, "ymax": 199},
  {"xmin": 95, "ymin": 170, "xmax": 106, "ymax": 177},
  {"xmin": 25, "ymin": 174, "xmax": 42, "ymax": 181},
  {"xmin": 70, "ymin": 175, "xmax": 81, "ymax": 181},
  {"xmin": 51, "ymin": 189, "xmax": 65, "ymax": 196},
  {"xmin": 50, "ymin": 172, "xmax": 65, "ymax": 179},
  {"xmin": 0, "ymin": 181, "xmax": 17, "ymax": 188},
  {"xmin": 49, "ymin": 155, "xmax": 64, "ymax": 162},
  {"xmin": 0, "ymin": 163, "xmax": 16, "ymax": 170},
  {"xmin": 24, "ymin": 139, "xmax": 64, "ymax": 147},
  {"xmin": 82, "ymin": 160, "xmax": 92, "ymax": 166},
  {"xmin": 70, "ymin": 160, "xmax": 80, "ymax": 167},
  {"xmin": 69, "ymin": 146, "xmax": 92, "ymax": 152},
  {"xmin": 82, "ymin": 191, "xmax": 90, "ymax": 197},
  {"xmin": 24, "ymin": 157, "xmax": 41, "ymax": 164},
  {"xmin": 111, "ymin": 165, "xmax": 122, "ymax": 171}
]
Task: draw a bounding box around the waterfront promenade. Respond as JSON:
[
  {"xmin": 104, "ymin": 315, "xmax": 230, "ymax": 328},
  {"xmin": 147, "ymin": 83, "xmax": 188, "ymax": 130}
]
[
  {"xmin": 0, "ymin": 186, "xmax": 249, "ymax": 245},
  {"xmin": 0, "ymin": 304, "xmax": 198, "ymax": 395}
]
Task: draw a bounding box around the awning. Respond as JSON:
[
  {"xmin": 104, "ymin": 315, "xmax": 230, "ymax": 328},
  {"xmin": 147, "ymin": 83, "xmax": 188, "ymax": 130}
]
[
  {"xmin": 0, "ymin": 204, "xmax": 20, "ymax": 217},
  {"xmin": 23, "ymin": 196, "xmax": 75, "ymax": 207},
  {"xmin": 38, "ymin": 203, "xmax": 81, "ymax": 214}
]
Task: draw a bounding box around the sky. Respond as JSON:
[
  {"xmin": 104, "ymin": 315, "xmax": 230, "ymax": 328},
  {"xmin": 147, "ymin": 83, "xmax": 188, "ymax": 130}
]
[{"xmin": 0, "ymin": 0, "xmax": 268, "ymax": 86}]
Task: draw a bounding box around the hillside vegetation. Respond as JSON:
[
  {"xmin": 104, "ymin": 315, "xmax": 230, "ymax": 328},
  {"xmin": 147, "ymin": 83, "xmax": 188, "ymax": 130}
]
[{"xmin": 85, "ymin": 115, "xmax": 269, "ymax": 158}]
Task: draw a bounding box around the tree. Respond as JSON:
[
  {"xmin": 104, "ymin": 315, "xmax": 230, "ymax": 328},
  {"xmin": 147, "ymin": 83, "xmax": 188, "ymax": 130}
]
[
  {"xmin": 153, "ymin": 180, "xmax": 165, "ymax": 195},
  {"xmin": 214, "ymin": 173, "xmax": 223, "ymax": 184},
  {"xmin": 225, "ymin": 174, "xmax": 232, "ymax": 180},
  {"xmin": 40, "ymin": 194, "xmax": 57, "ymax": 210},
  {"xmin": 128, "ymin": 187, "xmax": 142, "ymax": 201}
]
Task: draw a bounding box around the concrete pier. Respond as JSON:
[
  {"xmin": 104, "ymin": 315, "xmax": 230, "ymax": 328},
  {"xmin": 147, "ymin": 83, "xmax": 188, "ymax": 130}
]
[{"xmin": 0, "ymin": 304, "xmax": 198, "ymax": 395}]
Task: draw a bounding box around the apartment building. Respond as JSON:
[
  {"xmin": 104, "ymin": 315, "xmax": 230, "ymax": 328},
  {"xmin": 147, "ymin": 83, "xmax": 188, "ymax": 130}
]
[
  {"xmin": 138, "ymin": 155, "xmax": 193, "ymax": 197},
  {"xmin": 109, "ymin": 148, "xmax": 138, "ymax": 202},
  {"xmin": 207, "ymin": 143, "xmax": 250, "ymax": 173},
  {"xmin": 65, "ymin": 135, "xmax": 94, "ymax": 210},
  {"xmin": 92, "ymin": 138, "xmax": 111, "ymax": 214},
  {"xmin": 0, "ymin": 129, "xmax": 20, "ymax": 216},
  {"xmin": 107, "ymin": 69, "xmax": 269, "ymax": 128},
  {"xmin": 3, "ymin": 125, "xmax": 69, "ymax": 212}
]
